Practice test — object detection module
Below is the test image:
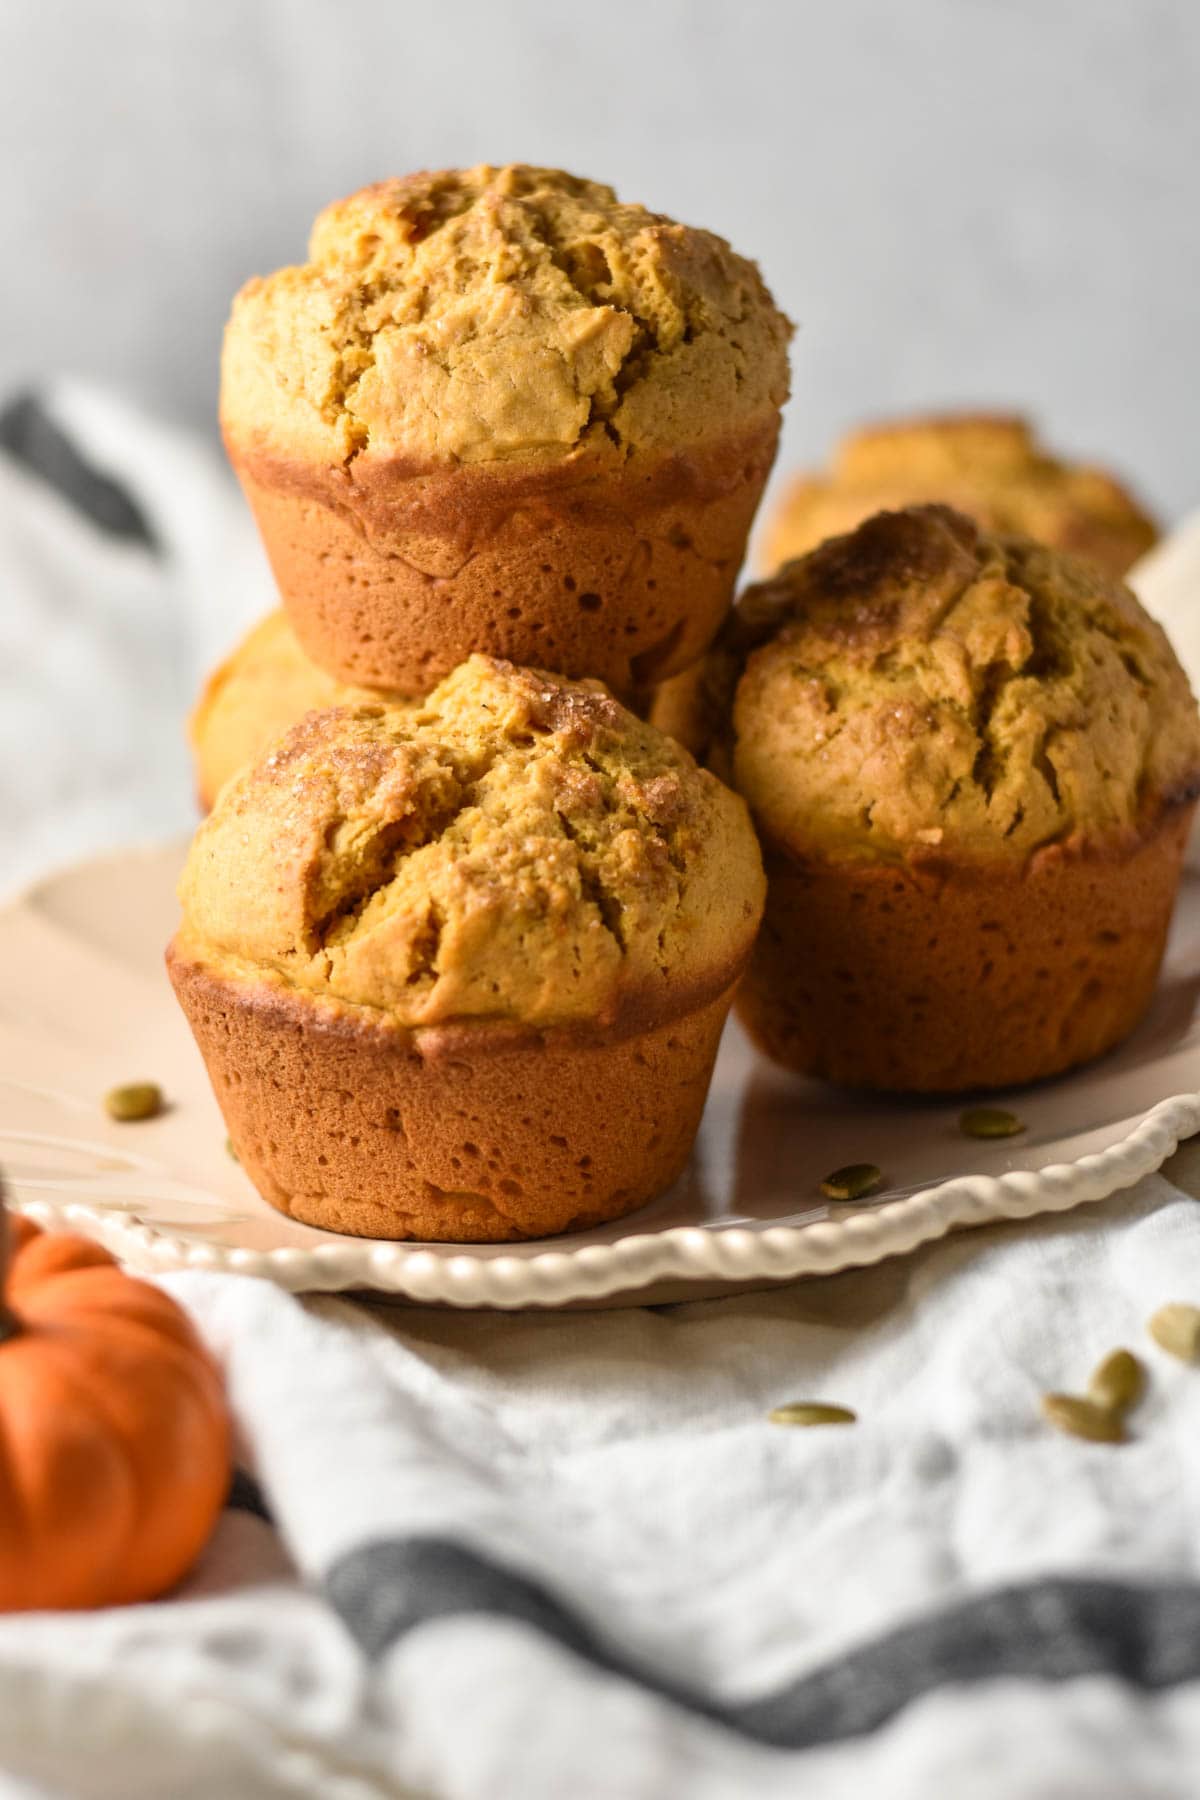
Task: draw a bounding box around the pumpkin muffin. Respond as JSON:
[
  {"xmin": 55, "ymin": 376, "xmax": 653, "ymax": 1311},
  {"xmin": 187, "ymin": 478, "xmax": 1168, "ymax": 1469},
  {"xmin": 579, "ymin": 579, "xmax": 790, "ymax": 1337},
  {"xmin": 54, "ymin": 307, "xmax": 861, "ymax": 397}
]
[
  {"xmin": 168, "ymin": 655, "xmax": 764, "ymax": 1241},
  {"xmin": 763, "ymin": 412, "xmax": 1158, "ymax": 580},
  {"xmin": 221, "ymin": 164, "xmax": 792, "ymax": 697},
  {"xmin": 710, "ymin": 505, "xmax": 1200, "ymax": 1091}
]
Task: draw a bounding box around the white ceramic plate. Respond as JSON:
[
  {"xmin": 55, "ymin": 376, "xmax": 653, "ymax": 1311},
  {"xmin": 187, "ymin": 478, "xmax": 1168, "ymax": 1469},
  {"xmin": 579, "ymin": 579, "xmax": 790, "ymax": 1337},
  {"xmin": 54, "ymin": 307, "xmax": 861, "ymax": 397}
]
[{"xmin": 2, "ymin": 841, "xmax": 1199, "ymax": 1308}]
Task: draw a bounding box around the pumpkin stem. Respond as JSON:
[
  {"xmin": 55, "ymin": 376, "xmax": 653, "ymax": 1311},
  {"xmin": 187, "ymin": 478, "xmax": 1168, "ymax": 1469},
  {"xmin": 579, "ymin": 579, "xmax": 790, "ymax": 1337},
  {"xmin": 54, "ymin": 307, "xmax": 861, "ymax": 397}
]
[{"xmin": 0, "ymin": 1178, "xmax": 20, "ymax": 1344}]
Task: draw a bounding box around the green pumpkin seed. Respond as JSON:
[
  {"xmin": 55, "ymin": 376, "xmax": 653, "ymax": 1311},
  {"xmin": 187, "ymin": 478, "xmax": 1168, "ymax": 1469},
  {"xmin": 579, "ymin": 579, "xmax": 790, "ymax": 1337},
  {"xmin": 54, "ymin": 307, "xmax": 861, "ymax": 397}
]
[
  {"xmin": 225, "ymin": 1136, "xmax": 239, "ymax": 1163},
  {"xmin": 768, "ymin": 1402, "xmax": 857, "ymax": 1427},
  {"xmin": 1087, "ymin": 1348, "xmax": 1145, "ymax": 1415},
  {"xmin": 959, "ymin": 1107, "xmax": 1025, "ymax": 1139},
  {"xmin": 104, "ymin": 1082, "xmax": 164, "ymax": 1123},
  {"xmin": 1041, "ymin": 1393, "xmax": 1125, "ymax": 1443},
  {"xmin": 819, "ymin": 1163, "xmax": 883, "ymax": 1203},
  {"xmin": 1148, "ymin": 1303, "xmax": 1200, "ymax": 1363}
]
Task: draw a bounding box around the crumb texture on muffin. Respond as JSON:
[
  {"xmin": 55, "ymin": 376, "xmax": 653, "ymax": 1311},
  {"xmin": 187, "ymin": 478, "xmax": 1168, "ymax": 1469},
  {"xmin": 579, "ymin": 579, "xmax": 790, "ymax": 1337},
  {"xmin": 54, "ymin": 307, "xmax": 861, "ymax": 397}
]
[
  {"xmin": 732, "ymin": 505, "xmax": 1200, "ymax": 862},
  {"xmin": 222, "ymin": 164, "xmax": 791, "ymax": 469},
  {"xmin": 177, "ymin": 655, "xmax": 764, "ymax": 1031},
  {"xmin": 765, "ymin": 412, "xmax": 1157, "ymax": 578}
]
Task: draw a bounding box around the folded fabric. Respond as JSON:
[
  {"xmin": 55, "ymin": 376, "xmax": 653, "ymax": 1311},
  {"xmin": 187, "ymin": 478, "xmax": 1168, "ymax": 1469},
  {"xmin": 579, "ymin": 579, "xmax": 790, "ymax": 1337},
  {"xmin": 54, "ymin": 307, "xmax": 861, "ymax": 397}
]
[{"xmin": 6, "ymin": 1163, "xmax": 1200, "ymax": 1798}]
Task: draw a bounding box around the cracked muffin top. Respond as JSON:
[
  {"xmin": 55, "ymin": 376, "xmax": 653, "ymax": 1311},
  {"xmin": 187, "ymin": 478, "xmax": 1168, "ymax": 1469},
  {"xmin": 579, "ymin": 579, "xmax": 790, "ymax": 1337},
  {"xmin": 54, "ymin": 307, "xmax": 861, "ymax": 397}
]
[
  {"xmin": 220, "ymin": 164, "xmax": 791, "ymax": 469},
  {"xmin": 764, "ymin": 413, "xmax": 1158, "ymax": 579},
  {"xmin": 723, "ymin": 506, "xmax": 1200, "ymax": 863},
  {"xmin": 175, "ymin": 655, "xmax": 765, "ymax": 1030}
]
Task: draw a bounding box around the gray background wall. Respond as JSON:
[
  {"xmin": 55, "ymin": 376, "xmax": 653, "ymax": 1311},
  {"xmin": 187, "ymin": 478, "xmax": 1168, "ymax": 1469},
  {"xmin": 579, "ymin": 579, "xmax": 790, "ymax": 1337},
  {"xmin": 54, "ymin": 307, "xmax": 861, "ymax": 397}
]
[{"xmin": 1, "ymin": 0, "xmax": 1197, "ymax": 516}]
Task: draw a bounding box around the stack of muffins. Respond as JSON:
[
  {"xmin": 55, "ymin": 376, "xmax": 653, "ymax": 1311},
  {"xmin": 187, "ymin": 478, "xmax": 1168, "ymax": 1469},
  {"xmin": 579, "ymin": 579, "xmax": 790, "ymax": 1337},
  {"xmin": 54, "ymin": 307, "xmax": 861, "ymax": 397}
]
[{"xmin": 171, "ymin": 163, "xmax": 1200, "ymax": 1244}]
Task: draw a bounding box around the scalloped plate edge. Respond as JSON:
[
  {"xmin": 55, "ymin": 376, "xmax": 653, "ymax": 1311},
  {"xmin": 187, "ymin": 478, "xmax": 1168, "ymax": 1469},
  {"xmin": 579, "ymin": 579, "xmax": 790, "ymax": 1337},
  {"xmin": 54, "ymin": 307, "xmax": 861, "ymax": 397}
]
[{"xmin": 13, "ymin": 1090, "xmax": 1200, "ymax": 1309}]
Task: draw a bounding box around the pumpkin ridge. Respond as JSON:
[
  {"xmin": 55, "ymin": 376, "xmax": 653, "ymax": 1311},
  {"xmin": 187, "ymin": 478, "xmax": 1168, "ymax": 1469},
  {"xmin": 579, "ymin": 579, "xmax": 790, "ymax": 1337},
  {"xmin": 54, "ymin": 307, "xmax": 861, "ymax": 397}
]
[
  {"xmin": 8, "ymin": 1230, "xmax": 118, "ymax": 1293},
  {"xmin": 47, "ymin": 1315, "xmax": 226, "ymax": 1433},
  {"xmin": 17, "ymin": 1277, "xmax": 210, "ymax": 1358},
  {"xmin": 31, "ymin": 1335, "xmax": 188, "ymax": 1603},
  {"xmin": 56, "ymin": 1311, "xmax": 229, "ymax": 1426},
  {"xmin": 13, "ymin": 1261, "xmax": 229, "ymax": 1444},
  {"xmin": 0, "ymin": 1347, "xmax": 139, "ymax": 1610},
  {"xmin": 9, "ymin": 1260, "xmax": 167, "ymax": 1309}
]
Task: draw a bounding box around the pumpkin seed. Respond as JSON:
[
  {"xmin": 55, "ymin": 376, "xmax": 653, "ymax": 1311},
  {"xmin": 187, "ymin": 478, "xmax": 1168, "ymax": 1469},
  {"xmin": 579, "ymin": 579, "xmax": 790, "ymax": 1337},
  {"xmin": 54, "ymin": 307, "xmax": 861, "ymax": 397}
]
[
  {"xmin": 769, "ymin": 1402, "xmax": 857, "ymax": 1427},
  {"xmin": 959, "ymin": 1106, "xmax": 1025, "ymax": 1139},
  {"xmin": 1087, "ymin": 1348, "xmax": 1145, "ymax": 1415},
  {"xmin": 104, "ymin": 1082, "xmax": 164, "ymax": 1123},
  {"xmin": 1148, "ymin": 1303, "xmax": 1200, "ymax": 1363},
  {"xmin": 225, "ymin": 1136, "xmax": 239, "ymax": 1163},
  {"xmin": 1041, "ymin": 1393, "xmax": 1125, "ymax": 1443},
  {"xmin": 820, "ymin": 1163, "xmax": 883, "ymax": 1203}
]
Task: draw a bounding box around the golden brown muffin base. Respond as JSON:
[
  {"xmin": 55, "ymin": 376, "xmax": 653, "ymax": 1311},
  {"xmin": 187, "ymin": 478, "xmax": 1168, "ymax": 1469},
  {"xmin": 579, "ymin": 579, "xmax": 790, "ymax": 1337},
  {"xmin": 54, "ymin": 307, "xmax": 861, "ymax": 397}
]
[
  {"xmin": 736, "ymin": 804, "xmax": 1194, "ymax": 1093},
  {"xmin": 169, "ymin": 950, "xmax": 738, "ymax": 1241},
  {"xmin": 227, "ymin": 419, "xmax": 778, "ymax": 696}
]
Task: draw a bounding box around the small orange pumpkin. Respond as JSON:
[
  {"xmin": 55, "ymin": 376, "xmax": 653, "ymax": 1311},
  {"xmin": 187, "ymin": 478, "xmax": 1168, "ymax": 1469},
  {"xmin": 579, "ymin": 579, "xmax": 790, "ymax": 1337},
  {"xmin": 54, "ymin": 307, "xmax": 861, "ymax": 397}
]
[{"xmin": 0, "ymin": 1181, "xmax": 232, "ymax": 1611}]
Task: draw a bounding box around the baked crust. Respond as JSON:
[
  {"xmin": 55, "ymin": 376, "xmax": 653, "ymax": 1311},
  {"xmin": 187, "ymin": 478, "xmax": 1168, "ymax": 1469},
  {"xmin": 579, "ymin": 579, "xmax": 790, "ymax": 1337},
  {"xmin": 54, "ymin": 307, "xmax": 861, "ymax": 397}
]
[
  {"xmin": 227, "ymin": 417, "xmax": 779, "ymax": 694},
  {"xmin": 220, "ymin": 164, "xmax": 792, "ymax": 469},
  {"xmin": 177, "ymin": 657, "xmax": 765, "ymax": 1034},
  {"xmin": 736, "ymin": 804, "xmax": 1194, "ymax": 1092},
  {"xmin": 169, "ymin": 947, "xmax": 738, "ymax": 1240},
  {"xmin": 728, "ymin": 506, "xmax": 1200, "ymax": 863}
]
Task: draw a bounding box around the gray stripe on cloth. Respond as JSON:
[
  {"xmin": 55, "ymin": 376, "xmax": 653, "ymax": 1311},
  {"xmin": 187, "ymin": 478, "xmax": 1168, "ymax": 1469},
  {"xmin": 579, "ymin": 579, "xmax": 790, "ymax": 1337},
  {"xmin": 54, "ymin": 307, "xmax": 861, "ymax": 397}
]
[
  {"xmin": 326, "ymin": 1537, "xmax": 1200, "ymax": 1750},
  {"xmin": 0, "ymin": 391, "xmax": 158, "ymax": 547}
]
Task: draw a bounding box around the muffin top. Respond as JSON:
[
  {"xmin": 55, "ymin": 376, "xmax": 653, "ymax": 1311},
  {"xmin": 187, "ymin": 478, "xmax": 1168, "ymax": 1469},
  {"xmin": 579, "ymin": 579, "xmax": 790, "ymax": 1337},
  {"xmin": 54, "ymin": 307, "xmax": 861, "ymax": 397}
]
[
  {"xmin": 764, "ymin": 413, "xmax": 1157, "ymax": 579},
  {"xmin": 221, "ymin": 164, "xmax": 792, "ymax": 470},
  {"xmin": 176, "ymin": 655, "xmax": 764, "ymax": 1031},
  {"xmin": 190, "ymin": 611, "xmax": 349, "ymax": 810},
  {"xmin": 724, "ymin": 506, "xmax": 1200, "ymax": 864}
]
